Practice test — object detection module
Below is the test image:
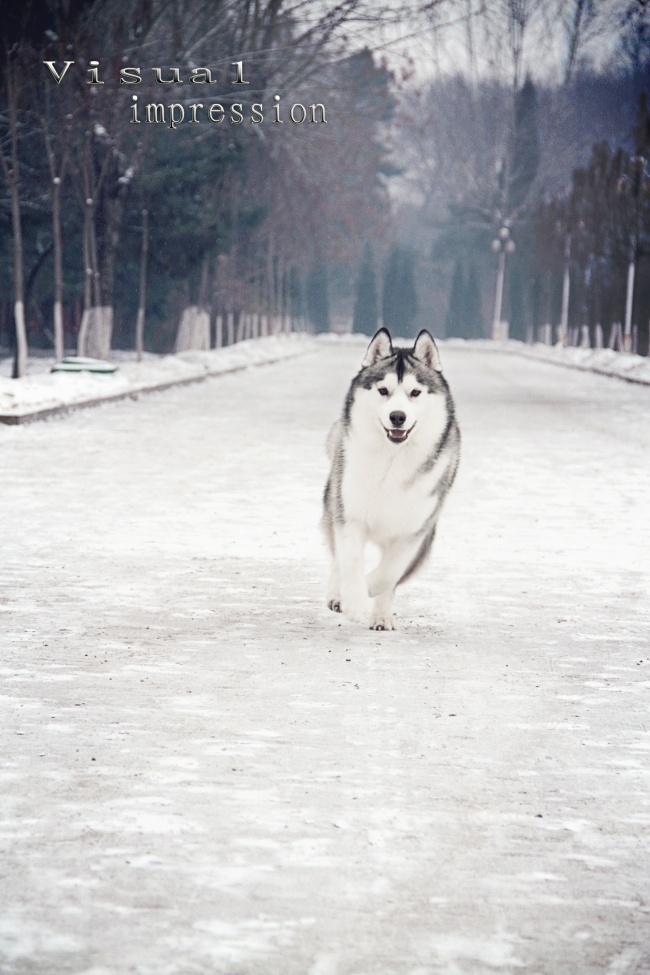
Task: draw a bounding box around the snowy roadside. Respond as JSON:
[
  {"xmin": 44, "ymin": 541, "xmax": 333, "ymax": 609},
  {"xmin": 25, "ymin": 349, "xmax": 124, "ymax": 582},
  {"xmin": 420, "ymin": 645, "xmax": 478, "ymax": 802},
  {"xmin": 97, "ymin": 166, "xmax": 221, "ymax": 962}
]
[
  {"xmin": 445, "ymin": 336, "xmax": 650, "ymax": 385},
  {"xmin": 0, "ymin": 334, "xmax": 314, "ymax": 424},
  {"xmin": 319, "ymin": 332, "xmax": 650, "ymax": 385},
  {"xmin": 2, "ymin": 331, "xmax": 648, "ymax": 425}
]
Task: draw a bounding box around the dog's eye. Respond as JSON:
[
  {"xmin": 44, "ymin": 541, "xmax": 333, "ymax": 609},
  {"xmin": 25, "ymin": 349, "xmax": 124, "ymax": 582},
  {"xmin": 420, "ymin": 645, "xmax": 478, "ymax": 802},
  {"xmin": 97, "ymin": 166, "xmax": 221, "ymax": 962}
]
[
  {"xmin": 378, "ymin": 387, "xmax": 389, "ymax": 397},
  {"xmin": 410, "ymin": 389, "xmax": 421, "ymax": 398}
]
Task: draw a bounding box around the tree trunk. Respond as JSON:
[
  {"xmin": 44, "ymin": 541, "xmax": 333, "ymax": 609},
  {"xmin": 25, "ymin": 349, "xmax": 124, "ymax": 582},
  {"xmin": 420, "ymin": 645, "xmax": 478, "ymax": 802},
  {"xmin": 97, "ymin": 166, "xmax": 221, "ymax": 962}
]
[
  {"xmin": 136, "ymin": 208, "xmax": 148, "ymax": 361},
  {"xmin": 42, "ymin": 100, "xmax": 68, "ymax": 363},
  {"xmin": 85, "ymin": 306, "xmax": 113, "ymax": 359},
  {"xmin": 52, "ymin": 176, "xmax": 65, "ymax": 361},
  {"xmin": 0, "ymin": 58, "xmax": 29, "ymax": 378},
  {"xmin": 78, "ymin": 199, "xmax": 93, "ymax": 356}
]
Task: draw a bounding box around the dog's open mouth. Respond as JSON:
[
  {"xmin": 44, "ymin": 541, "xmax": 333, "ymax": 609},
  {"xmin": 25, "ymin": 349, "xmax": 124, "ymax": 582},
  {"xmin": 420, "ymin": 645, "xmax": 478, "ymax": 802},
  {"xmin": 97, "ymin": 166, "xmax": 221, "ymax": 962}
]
[{"xmin": 384, "ymin": 424, "xmax": 414, "ymax": 443}]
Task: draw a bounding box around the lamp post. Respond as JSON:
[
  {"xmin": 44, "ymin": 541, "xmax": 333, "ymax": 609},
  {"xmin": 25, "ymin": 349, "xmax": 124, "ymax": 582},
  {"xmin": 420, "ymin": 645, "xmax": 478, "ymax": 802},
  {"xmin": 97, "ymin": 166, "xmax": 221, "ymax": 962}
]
[{"xmin": 491, "ymin": 225, "xmax": 515, "ymax": 341}]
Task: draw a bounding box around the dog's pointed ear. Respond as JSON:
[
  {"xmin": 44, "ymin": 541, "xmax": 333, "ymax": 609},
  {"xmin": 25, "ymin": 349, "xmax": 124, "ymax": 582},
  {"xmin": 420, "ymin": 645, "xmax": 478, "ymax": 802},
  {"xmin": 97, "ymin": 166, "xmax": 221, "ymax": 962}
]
[
  {"xmin": 412, "ymin": 330, "xmax": 442, "ymax": 371},
  {"xmin": 362, "ymin": 328, "xmax": 393, "ymax": 368}
]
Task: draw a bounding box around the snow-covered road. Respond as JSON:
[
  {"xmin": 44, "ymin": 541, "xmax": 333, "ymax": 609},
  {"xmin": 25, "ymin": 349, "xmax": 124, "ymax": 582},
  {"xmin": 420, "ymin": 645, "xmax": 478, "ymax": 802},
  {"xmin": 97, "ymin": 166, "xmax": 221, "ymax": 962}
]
[{"xmin": 1, "ymin": 343, "xmax": 649, "ymax": 975}]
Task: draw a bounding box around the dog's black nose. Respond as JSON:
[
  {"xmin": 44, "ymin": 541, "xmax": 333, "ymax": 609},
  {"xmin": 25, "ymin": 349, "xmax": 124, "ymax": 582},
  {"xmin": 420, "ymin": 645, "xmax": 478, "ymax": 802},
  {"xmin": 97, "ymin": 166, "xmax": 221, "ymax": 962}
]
[{"xmin": 389, "ymin": 411, "xmax": 406, "ymax": 427}]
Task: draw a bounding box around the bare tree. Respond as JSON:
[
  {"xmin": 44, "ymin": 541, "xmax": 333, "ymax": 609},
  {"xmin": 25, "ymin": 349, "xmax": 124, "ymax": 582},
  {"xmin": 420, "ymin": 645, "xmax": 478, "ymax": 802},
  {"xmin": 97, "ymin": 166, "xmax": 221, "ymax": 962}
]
[
  {"xmin": 561, "ymin": 0, "xmax": 595, "ymax": 81},
  {"xmin": 40, "ymin": 81, "xmax": 71, "ymax": 362}
]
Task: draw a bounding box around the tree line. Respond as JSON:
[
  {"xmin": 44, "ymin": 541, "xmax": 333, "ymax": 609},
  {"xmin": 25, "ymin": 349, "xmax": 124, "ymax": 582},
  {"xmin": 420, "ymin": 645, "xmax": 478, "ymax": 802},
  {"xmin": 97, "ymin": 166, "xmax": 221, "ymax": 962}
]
[
  {"xmin": 430, "ymin": 81, "xmax": 650, "ymax": 356},
  {"xmin": 4, "ymin": 0, "xmax": 650, "ymax": 372},
  {"xmin": 389, "ymin": 0, "xmax": 650, "ymax": 357},
  {"xmin": 0, "ymin": 0, "xmax": 399, "ymax": 375}
]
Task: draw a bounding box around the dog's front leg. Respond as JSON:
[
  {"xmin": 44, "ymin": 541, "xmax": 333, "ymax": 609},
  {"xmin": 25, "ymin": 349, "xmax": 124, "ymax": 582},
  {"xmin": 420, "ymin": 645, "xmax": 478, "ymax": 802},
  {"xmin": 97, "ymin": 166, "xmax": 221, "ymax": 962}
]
[
  {"xmin": 334, "ymin": 521, "xmax": 370, "ymax": 624},
  {"xmin": 326, "ymin": 562, "xmax": 341, "ymax": 613},
  {"xmin": 366, "ymin": 536, "xmax": 424, "ymax": 630},
  {"xmin": 368, "ymin": 589, "xmax": 396, "ymax": 631}
]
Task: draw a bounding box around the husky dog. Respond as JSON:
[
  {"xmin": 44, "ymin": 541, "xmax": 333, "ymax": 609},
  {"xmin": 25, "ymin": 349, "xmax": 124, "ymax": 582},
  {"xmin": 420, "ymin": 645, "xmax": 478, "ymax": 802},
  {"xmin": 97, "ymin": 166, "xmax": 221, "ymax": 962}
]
[{"xmin": 322, "ymin": 328, "xmax": 460, "ymax": 630}]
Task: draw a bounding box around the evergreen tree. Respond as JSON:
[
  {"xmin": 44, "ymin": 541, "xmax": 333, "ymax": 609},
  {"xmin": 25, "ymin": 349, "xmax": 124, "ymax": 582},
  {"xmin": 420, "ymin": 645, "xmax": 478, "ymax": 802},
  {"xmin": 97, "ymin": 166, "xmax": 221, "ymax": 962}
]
[
  {"xmin": 382, "ymin": 247, "xmax": 400, "ymax": 331},
  {"xmin": 508, "ymin": 261, "xmax": 527, "ymax": 341},
  {"xmin": 352, "ymin": 244, "xmax": 378, "ymax": 333},
  {"xmin": 306, "ymin": 259, "xmax": 330, "ymax": 333},
  {"xmin": 289, "ymin": 267, "xmax": 304, "ymax": 329},
  {"xmin": 382, "ymin": 245, "xmax": 418, "ymax": 336},
  {"xmin": 509, "ymin": 77, "xmax": 540, "ymax": 211},
  {"xmin": 634, "ymin": 93, "xmax": 650, "ymax": 356},
  {"xmin": 445, "ymin": 260, "xmax": 466, "ymax": 337},
  {"xmin": 465, "ymin": 262, "xmax": 483, "ymax": 338}
]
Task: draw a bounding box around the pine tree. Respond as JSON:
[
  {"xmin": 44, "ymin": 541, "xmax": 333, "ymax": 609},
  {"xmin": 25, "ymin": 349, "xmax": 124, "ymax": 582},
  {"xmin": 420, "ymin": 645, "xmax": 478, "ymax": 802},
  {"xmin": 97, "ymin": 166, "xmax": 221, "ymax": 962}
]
[
  {"xmin": 508, "ymin": 262, "xmax": 527, "ymax": 341},
  {"xmin": 382, "ymin": 245, "xmax": 418, "ymax": 336},
  {"xmin": 382, "ymin": 247, "xmax": 399, "ymax": 330},
  {"xmin": 289, "ymin": 267, "xmax": 304, "ymax": 329},
  {"xmin": 634, "ymin": 93, "xmax": 650, "ymax": 356},
  {"xmin": 509, "ymin": 77, "xmax": 540, "ymax": 211},
  {"xmin": 445, "ymin": 260, "xmax": 465, "ymax": 337},
  {"xmin": 306, "ymin": 260, "xmax": 330, "ymax": 333},
  {"xmin": 465, "ymin": 262, "xmax": 483, "ymax": 338},
  {"xmin": 352, "ymin": 244, "xmax": 378, "ymax": 333}
]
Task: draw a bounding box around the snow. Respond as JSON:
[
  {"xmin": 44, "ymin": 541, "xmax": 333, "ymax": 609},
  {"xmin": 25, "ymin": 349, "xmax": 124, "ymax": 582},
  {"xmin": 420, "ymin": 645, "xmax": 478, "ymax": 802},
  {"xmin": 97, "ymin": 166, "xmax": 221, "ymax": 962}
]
[
  {"xmin": 0, "ymin": 342, "xmax": 649, "ymax": 973},
  {"xmin": 2, "ymin": 334, "xmax": 649, "ymax": 423},
  {"xmin": 447, "ymin": 337, "xmax": 650, "ymax": 386},
  {"xmin": 0, "ymin": 334, "xmax": 311, "ymax": 421}
]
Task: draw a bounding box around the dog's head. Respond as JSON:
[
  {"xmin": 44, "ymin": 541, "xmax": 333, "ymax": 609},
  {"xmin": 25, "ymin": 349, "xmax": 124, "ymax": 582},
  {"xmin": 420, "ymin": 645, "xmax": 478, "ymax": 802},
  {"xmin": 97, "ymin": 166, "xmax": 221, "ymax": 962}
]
[{"xmin": 346, "ymin": 328, "xmax": 451, "ymax": 445}]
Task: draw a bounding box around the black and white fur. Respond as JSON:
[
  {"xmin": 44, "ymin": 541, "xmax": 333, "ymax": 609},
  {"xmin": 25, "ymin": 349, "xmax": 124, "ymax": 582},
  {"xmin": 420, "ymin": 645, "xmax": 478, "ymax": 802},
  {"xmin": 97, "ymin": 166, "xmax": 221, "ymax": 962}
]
[{"xmin": 322, "ymin": 328, "xmax": 460, "ymax": 630}]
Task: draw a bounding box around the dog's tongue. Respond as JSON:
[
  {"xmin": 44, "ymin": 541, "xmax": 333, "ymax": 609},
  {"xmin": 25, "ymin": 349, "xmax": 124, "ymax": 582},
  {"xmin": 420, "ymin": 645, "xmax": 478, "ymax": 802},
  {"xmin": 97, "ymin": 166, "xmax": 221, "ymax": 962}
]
[{"xmin": 389, "ymin": 428, "xmax": 407, "ymax": 440}]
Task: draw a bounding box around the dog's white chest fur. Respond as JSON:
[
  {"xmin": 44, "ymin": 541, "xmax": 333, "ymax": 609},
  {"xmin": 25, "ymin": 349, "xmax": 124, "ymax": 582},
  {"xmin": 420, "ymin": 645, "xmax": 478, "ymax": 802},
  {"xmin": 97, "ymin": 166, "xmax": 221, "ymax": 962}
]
[{"xmin": 341, "ymin": 415, "xmax": 449, "ymax": 544}]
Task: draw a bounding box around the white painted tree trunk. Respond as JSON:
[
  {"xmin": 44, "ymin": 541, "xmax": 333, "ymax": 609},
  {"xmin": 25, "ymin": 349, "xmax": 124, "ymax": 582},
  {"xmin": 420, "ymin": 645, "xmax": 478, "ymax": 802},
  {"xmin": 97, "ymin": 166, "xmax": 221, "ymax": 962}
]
[
  {"xmin": 175, "ymin": 306, "xmax": 210, "ymax": 353},
  {"xmin": 623, "ymin": 259, "xmax": 635, "ymax": 353},
  {"xmin": 14, "ymin": 300, "xmax": 28, "ymax": 378},
  {"xmin": 491, "ymin": 250, "xmax": 506, "ymax": 341},
  {"xmin": 53, "ymin": 300, "xmax": 64, "ymax": 363},
  {"xmin": 80, "ymin": 306, "xmax": 113, "ymax": 360},
  {"xmin": 135, "ymin": 307, "xmax": 145, "ymax": 362}
]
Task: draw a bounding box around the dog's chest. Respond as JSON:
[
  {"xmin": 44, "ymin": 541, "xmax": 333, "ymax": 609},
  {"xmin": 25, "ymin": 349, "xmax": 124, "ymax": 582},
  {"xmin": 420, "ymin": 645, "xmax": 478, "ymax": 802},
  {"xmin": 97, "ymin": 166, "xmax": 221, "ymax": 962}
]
[{"xmin": 341, "ymin": 442, "xmax": 438, "ymax": 540}]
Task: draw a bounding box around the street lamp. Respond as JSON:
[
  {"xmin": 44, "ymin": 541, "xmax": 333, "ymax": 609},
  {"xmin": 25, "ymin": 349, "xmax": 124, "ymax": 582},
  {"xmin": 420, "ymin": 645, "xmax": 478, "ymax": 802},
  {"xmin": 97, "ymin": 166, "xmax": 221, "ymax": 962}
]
[{"xmin": 491, "ymin": 225, "xmax": 515, "ymax": 341}]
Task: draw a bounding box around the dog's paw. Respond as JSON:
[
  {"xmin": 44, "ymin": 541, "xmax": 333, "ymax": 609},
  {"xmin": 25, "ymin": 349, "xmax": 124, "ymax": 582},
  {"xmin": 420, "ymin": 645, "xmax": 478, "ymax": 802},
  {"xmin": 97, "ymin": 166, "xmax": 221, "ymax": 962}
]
[
  {"xmin": 327, "ymin": 598, "xmax": 342, "ymax": 613},
  {"xmin": 342, "ymin": 597, "xmax": 371, "ymax": 625},
  {"xmin": 369, "ymin": 612, "xmax": 396, "ymax": 631}
]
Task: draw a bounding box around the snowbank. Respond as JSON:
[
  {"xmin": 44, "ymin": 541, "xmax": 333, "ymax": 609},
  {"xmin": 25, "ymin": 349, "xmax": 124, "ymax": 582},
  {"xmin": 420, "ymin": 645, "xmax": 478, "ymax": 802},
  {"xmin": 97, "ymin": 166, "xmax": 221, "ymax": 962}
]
[
  {"xmin": 0, "ymin": 334, "xmax": 313, "ymax": 424},
  {"xmin": 445, "ymin": 337, "xmax": 650, "ymax": 386},
  {"xmin": 319, "ymin": 333, "xmax": 650, "ymax": 386},
  {"xmin": 3, "ymin": 332, "xmax": 647, "ymax": 425}
]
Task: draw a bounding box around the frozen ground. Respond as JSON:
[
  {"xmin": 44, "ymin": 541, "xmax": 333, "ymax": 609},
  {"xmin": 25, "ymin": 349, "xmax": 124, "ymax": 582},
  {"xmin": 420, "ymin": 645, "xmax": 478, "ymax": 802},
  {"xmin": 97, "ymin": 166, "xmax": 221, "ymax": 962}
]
[{"xmin": 1, "ymin": 342, "xmax": 649, "ymax": 975}]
